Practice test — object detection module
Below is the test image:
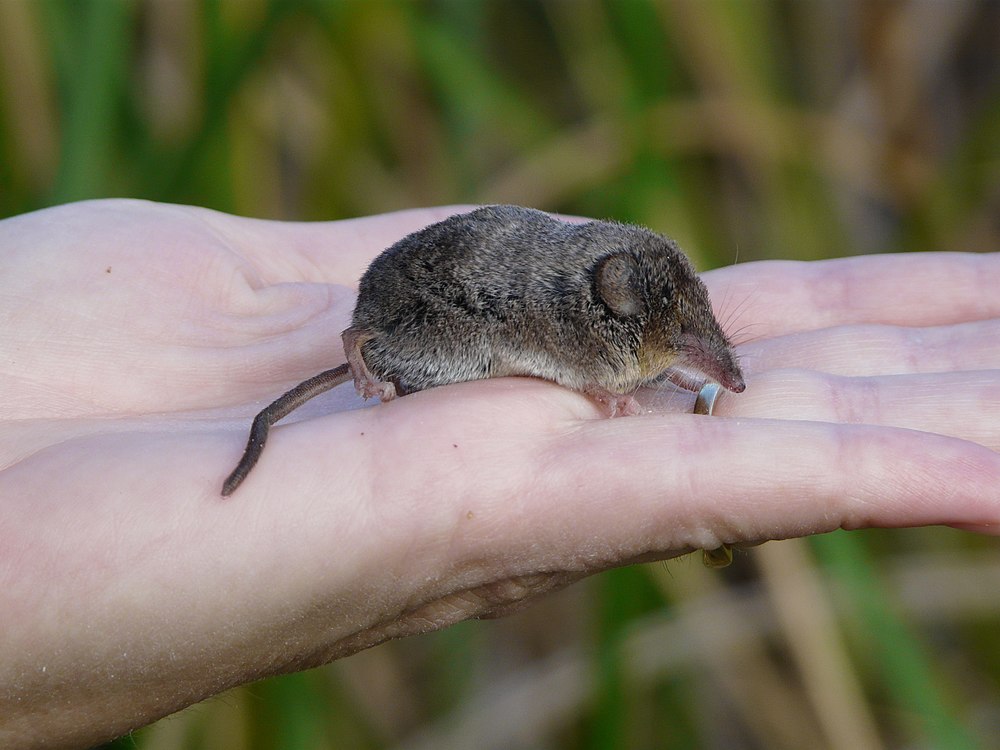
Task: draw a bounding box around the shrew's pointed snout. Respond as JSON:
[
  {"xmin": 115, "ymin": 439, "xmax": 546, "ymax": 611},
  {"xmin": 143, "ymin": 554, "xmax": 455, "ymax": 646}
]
[
  {"xmin": 677, "ymin": 332, "xmax": 745, "ymax": 394},
  {"xmin": 722, "ymin": 368, "xmax": 746, "ymax": 393}
]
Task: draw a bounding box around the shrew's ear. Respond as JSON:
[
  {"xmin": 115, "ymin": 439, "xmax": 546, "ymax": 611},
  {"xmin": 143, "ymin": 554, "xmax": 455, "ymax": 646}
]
[{"xmin": 594, "ymin": 252, "xmax": 644, "ymax": 317}]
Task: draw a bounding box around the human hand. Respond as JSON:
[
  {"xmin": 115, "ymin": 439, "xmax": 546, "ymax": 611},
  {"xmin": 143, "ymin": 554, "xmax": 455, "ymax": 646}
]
[{"xmin": 2, "ymin": 199, "xmax": 997, "ymax": 747}]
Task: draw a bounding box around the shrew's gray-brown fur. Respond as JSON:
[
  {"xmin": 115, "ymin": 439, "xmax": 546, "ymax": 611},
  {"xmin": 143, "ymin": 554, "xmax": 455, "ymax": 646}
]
[{"xmin": 222, "ymin": 205, "xmax": 744, "ymax": 496}]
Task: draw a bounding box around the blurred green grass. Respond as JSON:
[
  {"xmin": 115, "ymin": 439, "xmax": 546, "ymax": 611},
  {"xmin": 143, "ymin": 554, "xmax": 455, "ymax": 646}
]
[{"xmin": 1, "ymin": 1, "xmax": 998, "ymax": 748}]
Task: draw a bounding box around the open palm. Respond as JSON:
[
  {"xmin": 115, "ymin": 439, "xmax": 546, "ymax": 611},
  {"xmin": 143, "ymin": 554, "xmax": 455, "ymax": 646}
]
[{"xmin": 2, "ymin": 199, "xmax": 998, "ymax": 748}]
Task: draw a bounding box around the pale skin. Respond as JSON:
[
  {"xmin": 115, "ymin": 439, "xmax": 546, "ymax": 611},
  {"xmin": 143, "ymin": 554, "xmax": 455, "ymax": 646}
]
[{"xmin": 1, "ymin": 199, "xmax": 998, "ymax": 748}]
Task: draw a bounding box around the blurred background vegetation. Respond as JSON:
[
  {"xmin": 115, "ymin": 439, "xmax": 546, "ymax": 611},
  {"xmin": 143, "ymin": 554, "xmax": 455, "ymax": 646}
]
[{"xmin": 1, "ymin": 0, "xmax": 998, "ymax": 748}]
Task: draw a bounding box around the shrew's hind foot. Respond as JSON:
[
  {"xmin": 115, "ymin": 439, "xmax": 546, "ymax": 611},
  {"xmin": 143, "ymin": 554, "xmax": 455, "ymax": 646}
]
[{"xmin": 342, "ymin": 326, "xmax": 398, "ymax": 402}]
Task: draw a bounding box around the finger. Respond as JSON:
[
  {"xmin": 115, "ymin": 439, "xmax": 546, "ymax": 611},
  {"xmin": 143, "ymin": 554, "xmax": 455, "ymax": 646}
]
[
  {"xmin": 704, "ymin": 252, "xmax": 1000, "ymax": 341},
  {"xmin": 527, "ymin": 412, "xmax": 1000, "ymax": 569},
  {"xmin": 739, "ymin": 319, "xmax": 1000, "ymax": 378},
  {"xmin": 713, "ymin": 368, "xmax": 1000, "ymax": 452},
  {"xmin": 205, "ymin": 377, "xmax": 1000, "ymax": 652},
  {"xmin": 251, "ymin": 380, "xmax": 1000, "ymax": 565}
]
